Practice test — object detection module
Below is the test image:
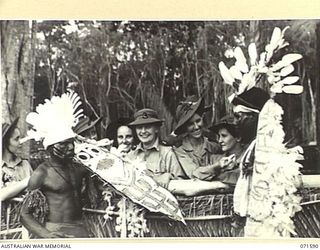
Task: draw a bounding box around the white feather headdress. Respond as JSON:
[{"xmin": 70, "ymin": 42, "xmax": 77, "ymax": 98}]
[
  {"xmin": 21, "ymin": 90, "xmax": 84, "ymax": 149},
  {"xmin": 219, "ymin": 26, "xmax": 303, "ymax": 98}
]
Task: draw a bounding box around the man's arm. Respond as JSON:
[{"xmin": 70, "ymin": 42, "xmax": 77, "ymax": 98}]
[
  {"xmin": 80, "ymin": 164, "xmax": 101, "ymax": 208},
  {"xmin": 20, "ymin": 166, "xmax": 67, "ymax": 238}
]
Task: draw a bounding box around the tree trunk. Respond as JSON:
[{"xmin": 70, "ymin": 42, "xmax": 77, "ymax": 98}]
[
  {"xmin": 315, "ymin": 21, "xmax": 320, "ymax": 144},
  {"xmin": 249, "ymin": 20, "xmax": 260, "ymax": 44},
  {"xmin": 1, "ymin": 20, "xmax": 36, "ymax": 158}
]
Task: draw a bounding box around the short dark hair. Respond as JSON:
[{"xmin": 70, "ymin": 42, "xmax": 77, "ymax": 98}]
[
  {"xmin": 2, "ymin": 121, "xmax": 19, "ymax": 151},
  {"xmin": 218, "ymin": 124, "xmax": 240, "ymax": 139},
  {"xmin": 106, "ymin": 118, "xmax": 138, "ymax": 147}
]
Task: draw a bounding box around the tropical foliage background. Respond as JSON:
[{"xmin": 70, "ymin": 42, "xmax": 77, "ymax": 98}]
[{"xmin": 1, "ymin": 20, "xmax": 319, "ymax": 157}]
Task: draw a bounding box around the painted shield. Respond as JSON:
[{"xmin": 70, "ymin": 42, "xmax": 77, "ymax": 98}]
[{"xmin": 74, "ymin": 142, "xmax": 185, "ymax": 223}]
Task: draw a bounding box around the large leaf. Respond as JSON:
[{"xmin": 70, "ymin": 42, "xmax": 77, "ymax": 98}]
[
  {"xmin": 234, "ymin": 47, "xmax": 249, "ymax": 73},
  {"xmin": 248, "ymin": 43, "xmax": 258, "ymax": 66},
  {"xmin": 281, "ymin": 54, "xmax": 303, "ymax": 65},
  {"xmin": 269, "ymin": 27, "xmax": 281, "ymax": 49},
  {"xmin": 270, "ymin": 83, "xmax": 283, "ymax": 94},
  {"xmin": 271, "ymin": 60, "xmax": 287, "ymax": 72},
  {"xmin": 282, "ymin": 85, "xmax": 303, "ymax": 94},
  {"xmin": 229, "ymin": 65, "xmax": 243, "ymax": 80},
  {"xmin": 280, "ymin": 64, "xmax": 294, "ymax": 77},
  {"xmin": 218, "ymin": 61, "xmax": 234, "ymax": 85},
  {"xmin": 278, "ymin": 76, "xmax": 300, "ymax": 85}
]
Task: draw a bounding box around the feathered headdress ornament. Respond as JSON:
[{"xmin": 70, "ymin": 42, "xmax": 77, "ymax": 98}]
[
  {"xmin": 21, "ymin": 90, "xmax": 84, "ymax": 149},
  {"xmin": 219, "ymin": 26, "xmax": 303, "ymax": 102},
  {"xmin": 224, "ymin": 27, "xmax": 305, "ymax": 237}
]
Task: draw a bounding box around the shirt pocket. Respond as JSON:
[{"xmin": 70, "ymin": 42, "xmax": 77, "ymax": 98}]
[{"xmin": 148, "ymin": 157, "xmax": 167, "ymax": 175}]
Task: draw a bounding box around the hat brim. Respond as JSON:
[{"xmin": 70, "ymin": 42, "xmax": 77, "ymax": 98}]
[
  {"xmin": 2, "ymin": 117, "xmax": 19, "ymax": 141},
  {"xmin": 174, "ymin": 99, "xmax": 205, "ymax": 135},
  {"xmin": 231, "ymin": 87, "xmax": 270, "ymax": 111},
  {"xmin": 129, "ymin": 118, "xmax": 164, "ymax": 127},
  {"xmin": 209, "ymin": 114, "xmax": 237, "ymax": 133}
]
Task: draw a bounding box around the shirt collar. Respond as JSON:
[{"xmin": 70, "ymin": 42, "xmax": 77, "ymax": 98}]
[
  {"xmin": 204, "ymin": 138, "xmax": 220, "ymax": 154},
  {"xmin": 1, "ymin": 157, "xmax": 23, "ymax": 169},
  {"xmin": 181, "ymin": 137, "xmax": 194, "ymax": 152},
  {"xmin": 136, "ymin": 138, "xmax": 160, "ymax": 152}
]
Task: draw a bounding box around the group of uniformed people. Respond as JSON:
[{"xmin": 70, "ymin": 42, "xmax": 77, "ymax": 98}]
[{"xmin": 1, "ymin": 86, "xmax": 270, "ymax": 238}]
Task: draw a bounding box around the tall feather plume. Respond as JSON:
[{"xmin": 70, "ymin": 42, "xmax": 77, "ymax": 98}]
[
  {"xmin": 21, "ymin": 90, "xmax": 84, "ymax": 148},
  {"xmin": 218, "ymin": 26, "xmax": 303, "ymax": 98}
]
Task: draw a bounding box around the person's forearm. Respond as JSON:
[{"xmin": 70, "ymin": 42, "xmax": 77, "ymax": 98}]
[
  {"xmin": 153, "ymin": 173, "xmax": 170, "ymax": 189},
  {"xmin": 20, "ymin": 212, "xmax": 51, "ymax": 238},
  {"xmin": 192, "ymin": 163, "xmax": 221, "ymax": 180},
  {"xmin": 0, "ymin": 178, "xmax": 29, "ymax": 201},
  {"xmin": 168, "ymin": 179, "xmax": 229, "ymax": 196},
  {"xmin": 209, "ymin": 162, "xmax": 222, "ymax": 174}
]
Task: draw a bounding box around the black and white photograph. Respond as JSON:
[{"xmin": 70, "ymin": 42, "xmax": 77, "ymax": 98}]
[{"xmin": 1, "ymin": 19, "xmax": 320, "ymax": 241}]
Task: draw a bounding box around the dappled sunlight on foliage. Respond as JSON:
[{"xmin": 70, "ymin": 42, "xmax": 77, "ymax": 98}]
[{"xmin": 33, "ymin": 20, "xmax": 318, "ymax": 144}]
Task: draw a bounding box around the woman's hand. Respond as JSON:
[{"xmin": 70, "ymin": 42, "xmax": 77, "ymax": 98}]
[
  {"xmin": 220, "ymin": 154, "xmax": 237, "ymax": 171},
  {"xmin": 153, "ymin": 173, "xmax": 173, "ymax": 189}
]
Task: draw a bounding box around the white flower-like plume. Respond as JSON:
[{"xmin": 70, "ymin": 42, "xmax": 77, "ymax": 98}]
[
  {"xmin": 219, "ymin": 26, "xmax": 303, "ymax": 97},
  {"xmin": 21, "ymin": 90, "xmax": 84, "ymax": 148}
]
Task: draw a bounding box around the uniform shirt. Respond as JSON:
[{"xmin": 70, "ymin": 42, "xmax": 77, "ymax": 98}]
[
  {"xmin": 1, "ymin": 157, "xmax": 33, "ymax": 188},
  {"xmin": 174, "ymin": 136, "xmax": 221, "ymax": 178},
  {"xmin": 210, "ymin": 145, "xmax": 245, "ymax": 185},
  {"xmin": 128, "ymin": 138, "xmax": 186, "ymax": 179}
]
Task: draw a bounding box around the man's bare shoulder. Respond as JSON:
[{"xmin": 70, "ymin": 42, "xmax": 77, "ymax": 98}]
[
  {"xmin": 72, "ymin": 162, "xmax": 89, "ymax": 176},
  {"xmin": 28, "ymin": 161, "xmax": 49, "ymax": 190}
]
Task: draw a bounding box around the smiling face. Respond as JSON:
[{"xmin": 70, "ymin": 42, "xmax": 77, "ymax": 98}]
[
  {"xmin": 218, "ymin": 128, "xmax": 239, "ymax": 153},
  {"xmin": 7, "ymin": 128, "xmax": 21, "ymax": 154},
  {"xmin": 185, "ymin": 113, "xmax": 203, "ymax": 139},
  {"xmin": 117, "ymin": 125, "xmax": 134, "ymax": 152},
  {"xmin": 135, "ymin": 123, "xmax": 159, "ymax": 148}
]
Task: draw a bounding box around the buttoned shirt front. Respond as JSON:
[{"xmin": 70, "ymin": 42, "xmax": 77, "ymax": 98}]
[
  {"xmin": 128, "ymin": 138, "xmax": 186, "ymax": 179},
  {"xmin": 174, "ymin": 136, "xmax": 221, "ymax": 178}
]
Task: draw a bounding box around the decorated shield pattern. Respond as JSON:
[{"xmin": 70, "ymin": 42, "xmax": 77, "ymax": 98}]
[{"xmin": 74, "ymin": 142, "xmax": 185, "ymax": 223}]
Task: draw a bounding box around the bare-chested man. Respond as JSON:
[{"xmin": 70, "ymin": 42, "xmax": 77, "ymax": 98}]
[{"xmin": 20, "ymin": 138, "xmax": 89, "ymax": 238}]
